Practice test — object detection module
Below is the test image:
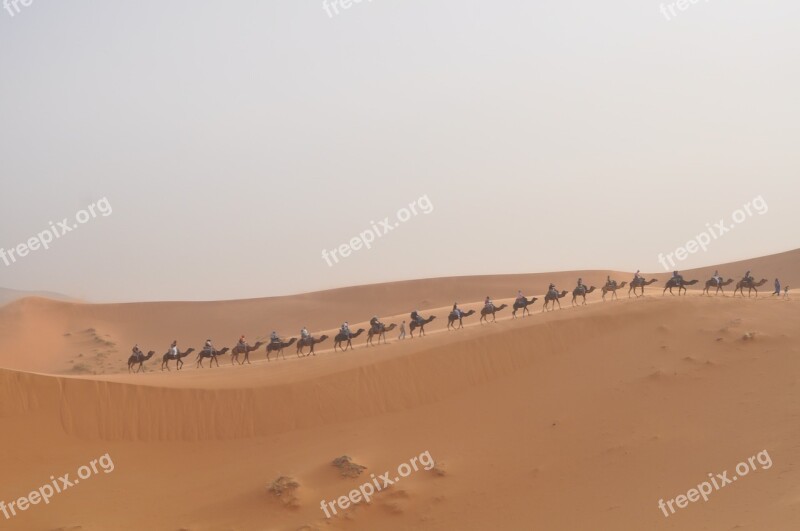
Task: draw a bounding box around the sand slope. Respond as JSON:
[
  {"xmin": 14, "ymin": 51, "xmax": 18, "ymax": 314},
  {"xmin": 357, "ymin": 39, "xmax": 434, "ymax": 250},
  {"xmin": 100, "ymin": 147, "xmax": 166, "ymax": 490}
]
[{"xmin": 0, "ymin": 250, "xmax": 799, "ymax": 529}]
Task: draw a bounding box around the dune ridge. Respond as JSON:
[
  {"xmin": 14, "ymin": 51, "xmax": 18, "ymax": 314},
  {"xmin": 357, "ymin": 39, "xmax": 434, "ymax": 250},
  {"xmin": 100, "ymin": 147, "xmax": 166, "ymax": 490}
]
[
  {"xmin": 0, "ymin": 301, "xmax": 588, "ymax": 441},
  {"xmin": 2, "ymin": 247, "xmax": 798, "ymax": 376}
]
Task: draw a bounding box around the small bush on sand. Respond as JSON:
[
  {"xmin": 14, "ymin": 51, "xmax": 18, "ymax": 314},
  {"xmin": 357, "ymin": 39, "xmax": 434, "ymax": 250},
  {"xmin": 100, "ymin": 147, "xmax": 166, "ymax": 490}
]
[
  {"xmin": 332, "ymin": 456, "xmax": 366, "ymax": 478},
  {"xmin": 267, "ymin": 476, "xmax": 300, "ymax": 506}
]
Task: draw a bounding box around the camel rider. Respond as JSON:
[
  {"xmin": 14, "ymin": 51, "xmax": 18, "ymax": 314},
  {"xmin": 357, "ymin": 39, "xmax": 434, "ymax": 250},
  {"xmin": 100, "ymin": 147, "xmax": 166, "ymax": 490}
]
[
  {"xmin": 452, "ymin": 302, "xmax": 462, "ymax": 318},
  {"xmin": 606, "ymin": 275, "xmax": 616, "ymax": 288},
  {"xmin": 516, "ymin": 290, "xmax": 525, "ymax": 304},
  {"xmin": 672, "ymin": 271, "xmax": 684, "ymax": 285},
  {"xmin": 713, "ymin": 270, "xmax": 722, "ymax": 286},
  {"xmin": 743, "ymin": 270, "xmax": 753, "ymax": 284},
  {"xmin": 341, "ymin": 322, "xmax": 351, "ymax": 337},
  {"xmin": 411, "ymin": 310, "xmax": 423, "ymax": 325},
  {"xmin": 370, "ymin": 316, "xmax": 382, "ymax": 330},
  {"xmin": 484, "ymin": 296, "xmax": 493, "ymax": 311},
  {"xmin": 548, "ymin": 283, "xmax": 556, "ymax": 295},
  {"xmin": 577, "ymin": 278, "xmax": 587, "ymax": 292},
  {"xmin": 203, "ymin": 339, "xmax": 214, "ymax": 355},
  {"xmin": 238, "ymin": 335, "xmax": 247, "ymax": 351},
  {"xmin": 634, "ymin": 270, "xmax": 642, "ymax": 282},
  {"xmin": 270, "ymin": 331, "xmax": 281, "ymax": 344},
  {"xmin": 169, "ymin": 340, "xmax": 178, "ymax": 359},
  {"xmin": 301, "ymin": 327, "xmax": 310, "ymax": 340},
  {"xmin": 132, "ymin": 344, "xmax": 142, "ymax": 358}
]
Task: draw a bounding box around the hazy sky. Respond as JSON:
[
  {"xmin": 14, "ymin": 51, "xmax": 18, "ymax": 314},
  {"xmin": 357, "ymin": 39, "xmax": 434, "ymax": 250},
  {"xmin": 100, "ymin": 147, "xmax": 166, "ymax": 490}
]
[{"xmin": 1, "ymin": 0, "xmax": 798, "ymax": 302}]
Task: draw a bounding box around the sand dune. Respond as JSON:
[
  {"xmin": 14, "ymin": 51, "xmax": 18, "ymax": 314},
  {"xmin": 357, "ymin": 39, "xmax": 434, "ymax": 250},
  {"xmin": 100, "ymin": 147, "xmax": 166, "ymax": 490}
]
[
  {"xmin": 0, "ymin": 250, "xmax": 799, "ymax": 529},
  {"xmin": 0, "ymin": 287, "xmax": 75, "ymax": 307},
  {"xmin": 2, "ymin": 248, "xmax": 797, "ymax": 375}
]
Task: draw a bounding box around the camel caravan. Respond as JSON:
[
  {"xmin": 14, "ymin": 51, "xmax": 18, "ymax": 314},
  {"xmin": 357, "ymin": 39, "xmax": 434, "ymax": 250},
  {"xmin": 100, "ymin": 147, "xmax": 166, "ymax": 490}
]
[{"xmin": 124, "ymin": 270, "xmax": 786, "ymax": 373}]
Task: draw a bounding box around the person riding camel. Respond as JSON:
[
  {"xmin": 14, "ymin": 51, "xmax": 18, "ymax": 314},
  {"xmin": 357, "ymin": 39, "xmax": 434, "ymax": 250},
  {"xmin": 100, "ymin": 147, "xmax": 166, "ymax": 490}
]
[
  {"xmin": 713, "ymin": 270, "xmax": 722, "ymax": 286},
  {"xmin": 516, "ymin": 290, "xmax": 525, "ymax": 304},
  {"xmin": 203, "ymin": 339, "xmax": 214, "ymax": 355},
  {"xmin": 484, "ymin": 296, "xmax": 493, "ymax": 311},
  {"xmin": 634, "ymin": 270, "xmax": 642, "ymax": 282},
  {"xmin": 370, "ymin": 316, "xmax": 383, "ymax": 331},
  {"xmin": 132, "ymin": 344, "xmax": 143, "ymax": 359},
  {"xmin": 168, "ymin": 340, "xmax": 178, "ymax": 359},
  {"xmin": 341, "ymin": 322, "xmax": 351, "ymax": 338},
  {"xmin": 237, "ymin": 335, "xmax": 247, "ymax": 351},
  {"xmin": 300, "ymin": 327, "xmax": 310, "ymax": 340},
  {"xmin": 577, "ymin": 278, "xmax": 587, "ymax": 292},
  {"xmin": 672, "ymin": 270, "xmax": 684, "ymax": 285},
  {"xmin": 411, "ymin": 310, "xmax": 423, "ymax": 325},
  {"xmin": 548, "ymin": 283, "xmax": 556, "ymax": 295},
  {"xmin": 452, "ymin": 302, "xmax": 462, "ymax": 318},
  {"xmin": 270, "ymin": 331, "xmax": 281, "ymax": 344},
  {"xmin": 743, "ymin": 270, "xmax": 754, "ymax": 284},
  {"xmin": 606, "ymin": 275, "xmax": 614, "ymax": 288}
]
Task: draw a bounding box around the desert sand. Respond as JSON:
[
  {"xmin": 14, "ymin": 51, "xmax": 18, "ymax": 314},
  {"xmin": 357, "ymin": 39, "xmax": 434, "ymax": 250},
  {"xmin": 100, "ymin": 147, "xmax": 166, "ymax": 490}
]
[{"xmin": 0, "ymin": 249, "xmax": 799, "ymax": 530}]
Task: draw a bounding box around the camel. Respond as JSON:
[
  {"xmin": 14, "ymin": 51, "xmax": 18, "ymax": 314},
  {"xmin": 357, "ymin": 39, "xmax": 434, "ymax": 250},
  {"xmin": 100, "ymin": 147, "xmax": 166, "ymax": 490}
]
[
  {"xmin": 447, "ymin": 309, "xmax": 475, "ymax": 330},
  {"xmin": 480, "ymin": 303, "xmax": 508, "ymax": 323},
  {"xmin": 195, "ymin": 347, "xmax": 230, "ymax": 368},
  {"xmin": 230, "ymin": 341, "xmax": 264, "ymax": 365},
  {"xmin": 334, "ymin": 329, "xmax": 365, "ymax": 351},
  {"xmin": 601, "ymin": 281, "xmax": 627, "ymax": 301},
  {"xmin": 297, "ymin": 335, "xmax": 328, "ymax": 357},
  {"xmin": 127, "ymin": 350, "xmax": 155, "ymax": 373},
  {"xmin": 409, "ymin": 315, "xmax": 436, "ymax": 338},
  {"xmin": 542, "ymin": 290, "xmax": 568, "ymax": 312},
  {"xmin": 161, "ymin": 348, "xmax": 195, "ymax": 371},
  {"xmin": 662, "ymin": 278, "xmax": 699, "ymax": 296},
  {"xmin": 628, "ymin": 278, "xmax": 658, "ymax": 298},
  {"xmin": 512, "ymin": 297, "xmax": 538, "ymax": 318},
  {"xmin": 702, "ymin": 278, "xmax": 734, "ymax": 296},
  {"xmin": 571, "ymin": 286, "xmax": 596, "ymax": 307},
  {"xmin": 266, "ymin": 338, "xmax": 298, "ymax": 361},
  {"xmin": 733, "ymin": 278, "xmax": 768, "ymax": 298},
  {"xmin": 366, "ymin": 323, "xmax": 397, "ymax": 346}
]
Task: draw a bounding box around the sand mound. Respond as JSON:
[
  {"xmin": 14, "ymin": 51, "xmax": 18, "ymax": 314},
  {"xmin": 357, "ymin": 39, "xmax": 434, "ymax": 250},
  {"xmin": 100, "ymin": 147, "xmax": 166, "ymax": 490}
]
[{"xmin": 2, "ymin": 251, "xmax": 800, "ymax": 529}]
